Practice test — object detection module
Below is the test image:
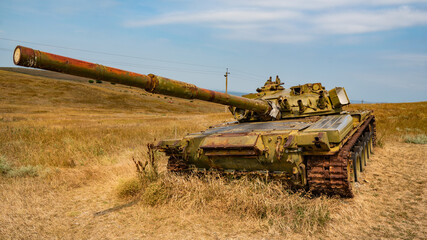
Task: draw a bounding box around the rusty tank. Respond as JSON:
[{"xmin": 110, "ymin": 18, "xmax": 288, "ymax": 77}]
[{"xmin": 13, "ymin": 45, "xmax": 376, "ymax": 197}]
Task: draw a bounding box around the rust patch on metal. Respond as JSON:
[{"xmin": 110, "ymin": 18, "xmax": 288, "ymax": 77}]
[
  {"xmin": 217, "ymin": 132, "xmax": 253, "ymax": 137},
  {"xmin": 204, "ymin": 150, "xmax": 258, "ymax": 156},
  {"xmin": 147, "ymin": 74, "xmax": 158, "ymax": 92},
  {"xmin": 275, "ymin": 136, "xmax": 283, "ymax": 161},
  {"xmin": 207, "ymin": 89, "xmax": 216, "ymax": 101},
  {"xmin": 283, "ymin": 135, "xmax": 294, "ymax": 148}
]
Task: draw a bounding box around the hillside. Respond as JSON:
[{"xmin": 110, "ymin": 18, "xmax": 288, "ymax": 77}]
[
  {"xmin": 0, "ymin": 67, "xmax": 93, "ymax": 83},
  {"xmin": 0, "ymin": 69, "xmax": 224, "ymax": 114},
  {"xmin": 0, "ymin": 69, "xmax": 426, "ymax": 239}
]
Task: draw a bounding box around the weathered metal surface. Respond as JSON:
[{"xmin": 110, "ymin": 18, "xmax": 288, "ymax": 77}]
[
  {"xmin": 304, "ymin": 115, "xmax": 353, "ymax": 143},
  {"xmin": 200, "ymin": 135, "xmax": 259, "ymax": 149},
  {"xmin": 197, "ymin": 120, "xmax": 312, "ymax": 136},
  {"xmin": 296, "ymin": 132, "xmax": 331, "ymax": 151}
]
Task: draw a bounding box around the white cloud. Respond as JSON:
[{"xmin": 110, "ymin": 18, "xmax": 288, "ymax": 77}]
[
  {"xmin": 227, "ymin": 0, "xmax": 427, "ymax": 9},
  {"xmin": 125, "ymin": 10, "xmax": 300, "ymax": 27},
  {"xmin": 383, "ymin": 53, "xmax": 427, "ymax": 67},
  {"xmin": 124, "ymin": 1, "xmax": 427, "ymax": 43},
  {"xmin": 316, "ymin": 6, "xmax": 427, "ymax": 34},
  {"xmin": 7, "ymin": 0, "xmax": 120, "ymax": 16}
]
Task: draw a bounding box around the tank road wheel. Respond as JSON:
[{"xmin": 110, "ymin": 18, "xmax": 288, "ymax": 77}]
[
  {"xmin": 353, "ymin": 146, "xmax": 363, "ymax": 173},
  {"xmin": 346, "ymin": 158, "xmax": 355, "ymax": 196},
  {"xmin": 360, "ymin": 144, "xmax": 367, "ymax": 170},
  {"xmin": 347, "ymin": 156, "xmax": 356, "ymax": 184},
  {"xmin": 352, "ymin": 152, "xmax": 361, "ymax": 182},
  {"xmin": 364, "ymin": 141, "xmax": 370, "ymax": 164},
  {"xmin": 368, "ymin": 133, "xmax": 374, "ymax": 155},
  {"xmin": 364, "ymin": 133, "xmax": 370, "ymax": 162}
]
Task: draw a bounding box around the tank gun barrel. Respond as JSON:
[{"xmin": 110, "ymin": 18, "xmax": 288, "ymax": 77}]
[{"xmin": 13, "ymin": 46, "xmax": 271, "ymax": 114}]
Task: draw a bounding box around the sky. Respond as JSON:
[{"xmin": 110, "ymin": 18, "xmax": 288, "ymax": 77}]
[{"xmin": 0, "ymin": 0, "xmax": 426, "ymax": 103}]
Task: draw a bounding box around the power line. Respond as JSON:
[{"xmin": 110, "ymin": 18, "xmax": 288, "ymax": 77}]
[
  {"xmin": 81, "ymin": 58, "xmax": 224, "ymax": 75},
  {"xmin": 232, "ymin": 73, "xmax": 263, "ymax": 82},
  {"xmin": 0, "ymin": 37, "xmax": 224, "ymax": 70},
  {"xmin": 0, "ymin": 38, "xmax": 222, "ymax": 75},
  {"xmin": 0, "ymin": 37, "xmax": 268, "ymax": 81},
  {"xmin": 0, "ymin": 48, "xmax": 12, "ymax": 52},
  {"xmin": 232, "ymin": 69, "xmax": 266, "ymax": 79}
]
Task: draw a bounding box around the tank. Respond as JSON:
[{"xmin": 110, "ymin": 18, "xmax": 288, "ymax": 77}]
[{"xmin": 13, "ymin": 45, "xmax": 376, "ymax": 197}]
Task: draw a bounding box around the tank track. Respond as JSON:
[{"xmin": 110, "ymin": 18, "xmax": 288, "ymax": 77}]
[
  {"xmin": 167, "ymin": 155, "xmax": 189, "ymax": 173},
  {"xmin": 306, "ymin": 153, "xmax": 353, "ymax": 197},
  {"xmin": 307, "ymin": 115, "xmax": 376, "ymax": 197}
]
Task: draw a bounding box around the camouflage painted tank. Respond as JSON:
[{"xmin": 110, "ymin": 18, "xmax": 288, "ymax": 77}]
[{"xmin": 13, "ymin": 45, "xmax": 376, "ymax": 197}]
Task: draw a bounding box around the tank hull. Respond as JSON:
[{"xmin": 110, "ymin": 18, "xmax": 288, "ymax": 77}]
[{"xmin": 156, "ymin": 111, "xmax": 376, "ymax": 197}]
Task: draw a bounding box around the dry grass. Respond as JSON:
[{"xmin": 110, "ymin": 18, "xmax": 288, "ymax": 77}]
[
  {"xmin": 0, "ymin": 70, "xmax": 229, "ymax": 168},
  {"xmin": 129, "ymin": 156, "xmax": 332, "ymax": 236},
  {"xmin": 139, "ymin": 174, "xmax": 332, "ymax": 234},
  {"xmin": 0, "ymin": 69, "xmax": 426, "ymax": 239},
  {"xmin": 345, "ymin": 102, "xmax": 427, "ymax": 146}
]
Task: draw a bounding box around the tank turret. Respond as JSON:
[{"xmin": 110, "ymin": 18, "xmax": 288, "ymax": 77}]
[{"xmin": 13, "ymin": 46, "xmax": 350, "ymax": 122}]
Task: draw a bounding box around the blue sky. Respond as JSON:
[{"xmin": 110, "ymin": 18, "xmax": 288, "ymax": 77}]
[{"xmin": 0, "ymin": 0, "xmax": 426, "ymax": 102}]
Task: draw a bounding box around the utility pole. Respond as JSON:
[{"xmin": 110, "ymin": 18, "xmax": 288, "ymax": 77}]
[
  {"xmin": 224, "ymin": 68, "xmax": 230, "ymax": 94},
  {"xmin": 224, "ymin": 68, "xmax": 230, "ymax": 113}
]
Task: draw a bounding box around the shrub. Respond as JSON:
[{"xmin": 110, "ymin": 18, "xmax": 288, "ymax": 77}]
[
  {"xmin": 0, "ymin": 156, "xmax": 12, "ymax": 175},
  {"xmin": 116, "ymin": 177, "xmax": 143, "ymax": 198},
  {"xmin": 403, "ymin": 134, "xmax": 427, "ymax": 144},
  {"xmin": 142, "ymin": 181, "xmax": 170, "ymax": 206},
  {"xmin": 0, "ymin": 156, "xmax": 40, "ymax": 177},
  {"xmin": 8, "ymin": 165, "xmax": 40, "ymax": 177},
  {"xmin": 88, "ymin": 80, "xmax": 94, "ymax": 83}
]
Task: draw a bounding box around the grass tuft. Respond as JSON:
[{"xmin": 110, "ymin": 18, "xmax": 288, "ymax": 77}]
[
  {"xmin": 115, "ymin": 177, "xmax": 143, "ymax": 198},
  {"xmin": 0, "ymin": 156, "xmax": 12, "ymax": 175},
  {"xmin": 403, "ymin": 134, "xmax": 427, "ymax": 144},
  {"xmin": 142, "ymin": 180, "xmax": 170, "ymax": 206},
  {"xmin": 116, "ymin": 145, "xmax": 163, "ymax": 200},
  {"xmin": 0, "ymin": 156, "xmax": 40, "ymax": 177},
  {"xmin": 8, "ymin": 165, "xmax": 40, "ymax": 177}
]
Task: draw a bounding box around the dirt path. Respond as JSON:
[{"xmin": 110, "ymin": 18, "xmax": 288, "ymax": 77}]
[
  {"xmin": 1, "ymin": 141, "xmax": 426, "ymax": 239},
  {"xmin": 322, "ymin": 142, "xmax": 427, "ymax": 240}
]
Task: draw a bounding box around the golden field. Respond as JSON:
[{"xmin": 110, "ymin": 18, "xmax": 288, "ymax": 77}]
[{"xmin": 0, "ymin": 69, "xmax": 426, "ymax": 239}]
